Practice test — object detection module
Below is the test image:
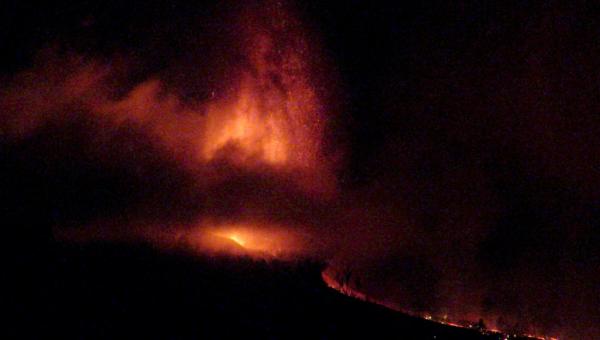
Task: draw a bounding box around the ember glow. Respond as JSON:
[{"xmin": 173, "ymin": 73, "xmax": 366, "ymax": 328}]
[
  {"xmin": 224, "ymin": 233, "xmax": 246, "ymax": 247},
  {"xmin": 130, "ymin": 218, "xmax": 311, "ymax": 261},
  {"xmin": 321, "ymin": 268, "xmax": 558, "ymax": 340},
  {"xmin": 197, "ymin": 222, "xmax": 308, "ymax": 258}
]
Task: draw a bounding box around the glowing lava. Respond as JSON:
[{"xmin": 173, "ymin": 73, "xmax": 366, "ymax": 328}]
[
  {"xmin": 225, "ymin": 233, "xmax": 247, "ymax": 247},
  {"xmin": 182, "ymin": 222, "xmax": 308, "ymax": 259},
  {"xmin": 321, "ymin": 268, "xmax": 558, "ymax": 340}
]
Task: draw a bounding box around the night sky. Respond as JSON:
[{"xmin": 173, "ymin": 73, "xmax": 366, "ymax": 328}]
[{"xmin": 3, "ymin": 1, "xmax": 600, "ymax": 338}]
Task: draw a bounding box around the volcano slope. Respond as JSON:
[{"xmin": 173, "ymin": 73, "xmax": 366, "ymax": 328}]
[{"xmin": 10, "ymin": 240, "xmax": 531, "ymax": 340}]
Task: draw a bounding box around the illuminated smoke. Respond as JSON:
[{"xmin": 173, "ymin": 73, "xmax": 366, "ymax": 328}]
[{"xmin": 0, "ymin": 0, "xmax": 338, "ymax": 255}]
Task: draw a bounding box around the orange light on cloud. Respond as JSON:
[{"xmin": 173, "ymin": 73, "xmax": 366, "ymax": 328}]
[{"xmin": 180, "ymin": 221, "xmax": 309, "ymax": 259}]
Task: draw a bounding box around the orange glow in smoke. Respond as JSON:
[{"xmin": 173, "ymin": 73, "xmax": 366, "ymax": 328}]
[
  {"xmin": 202, "ymin": 76, "xmax": 291, "ymax": 166},
  {"xmin": 189, "ymin": 222, "xmax": 306, "ymax": 258},
  {"xmin": 225, "ymin": 233, "xmax": 247, "ymax": 247},
  {"xmin": 200, "ymin": 28, "xmax": 325, "ymax": 174}
]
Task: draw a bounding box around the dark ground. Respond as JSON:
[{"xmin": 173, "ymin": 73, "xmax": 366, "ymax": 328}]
[{"xmin": 9, "ymin": 240, "xmax": 518, "ymax": 340}]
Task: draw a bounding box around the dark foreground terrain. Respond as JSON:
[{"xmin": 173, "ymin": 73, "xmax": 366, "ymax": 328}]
[{"xmin": 10, "ymin": 240, "xmax": 521, "ymax": 339}]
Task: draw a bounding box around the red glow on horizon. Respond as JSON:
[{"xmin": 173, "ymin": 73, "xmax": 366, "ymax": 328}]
[
  {"xmin": 172, "ymin": 221, "xmax": 310, "ymax": 260},
  {"xmin": 321, "ymin": 268, "xmax": 559, "ymax": 340}
]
